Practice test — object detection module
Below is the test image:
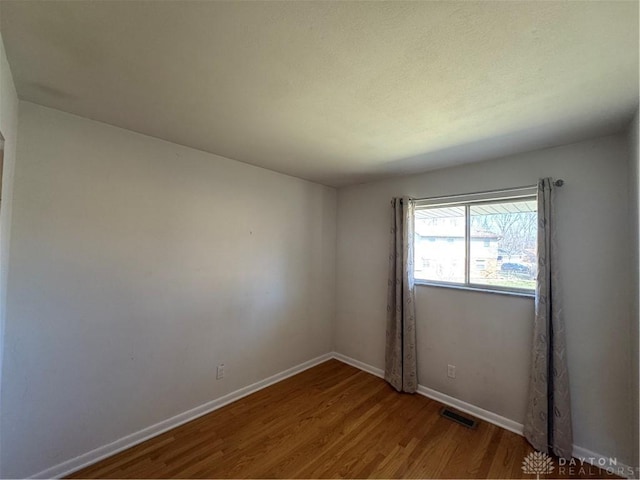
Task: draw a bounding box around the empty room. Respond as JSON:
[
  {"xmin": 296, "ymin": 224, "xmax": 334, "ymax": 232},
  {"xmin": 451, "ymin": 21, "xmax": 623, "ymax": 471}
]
[{"xmin": 0, "ymin": 1, "xmax": 638, "ymax": 479}]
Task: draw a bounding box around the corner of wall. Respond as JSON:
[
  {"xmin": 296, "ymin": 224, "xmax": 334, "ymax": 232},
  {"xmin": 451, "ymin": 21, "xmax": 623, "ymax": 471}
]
[
  {"xmin": 330, "ymin": 187, "xmax": 341, "ymax": 353},
  {"xmin": 628, "ymin": 108, "xmax": 640, "ymax": 470},
  {"xmin": 0, "ymin": 30, "xmax": 20, "ymax": 479}
]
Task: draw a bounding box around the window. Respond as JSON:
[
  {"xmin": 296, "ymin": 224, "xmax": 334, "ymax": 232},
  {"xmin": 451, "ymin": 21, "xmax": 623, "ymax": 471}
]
[{"xmin": 413, "ymin": 188, "xmax": 537, "ymax": 294}]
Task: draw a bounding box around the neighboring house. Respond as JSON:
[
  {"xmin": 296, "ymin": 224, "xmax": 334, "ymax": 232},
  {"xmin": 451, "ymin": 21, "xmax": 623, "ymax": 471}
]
[{"xmin": 414, "ymin": 215, "xmax": 503, "ymax": 282}]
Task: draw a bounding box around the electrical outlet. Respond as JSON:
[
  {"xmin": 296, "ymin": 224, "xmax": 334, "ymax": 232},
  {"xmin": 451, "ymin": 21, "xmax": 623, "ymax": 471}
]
[
  {"xmin": 447, "ymin": 364, "xmax": 456, "ymax": 379},
  {"xmin": 216, "ymin": 364, "xmax": 225, "ymax": 380}
]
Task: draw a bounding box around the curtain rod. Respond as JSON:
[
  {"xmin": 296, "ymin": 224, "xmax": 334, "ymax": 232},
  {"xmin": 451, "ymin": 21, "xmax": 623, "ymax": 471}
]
[{"xmin": 411, "ymin": 179, "xmax": 564, "ymax": 203}]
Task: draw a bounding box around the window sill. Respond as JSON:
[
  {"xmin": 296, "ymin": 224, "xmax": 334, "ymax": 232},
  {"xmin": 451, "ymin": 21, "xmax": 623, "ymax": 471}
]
[{"xmin": 414, "ymin": 281, "xmax": 535, "ymax": 299}]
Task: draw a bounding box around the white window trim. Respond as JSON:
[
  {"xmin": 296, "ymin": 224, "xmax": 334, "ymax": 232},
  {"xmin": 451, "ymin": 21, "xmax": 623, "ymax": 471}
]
[
  {"xmin": 414, "ymin": 185, "xmax": 537, "ymax": 207},
  {"xmin": 413, "ymin": 186, "xmax": 538, "ymax": 297},
  {"xmin": 414, "ymin": 280, "xmax": 536, "ymax": 298}
]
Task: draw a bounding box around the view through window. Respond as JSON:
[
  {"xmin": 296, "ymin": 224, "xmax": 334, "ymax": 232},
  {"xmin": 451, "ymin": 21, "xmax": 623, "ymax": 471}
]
[{"xmin": 414, "ymin": 197, "xmax": 537, "ymax": 292}]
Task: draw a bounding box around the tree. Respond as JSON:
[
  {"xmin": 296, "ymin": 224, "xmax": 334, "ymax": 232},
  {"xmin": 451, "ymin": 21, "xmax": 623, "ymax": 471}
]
[{"xmin": 472, "ymin": 212, "xmax": 537, "ymax": 260}]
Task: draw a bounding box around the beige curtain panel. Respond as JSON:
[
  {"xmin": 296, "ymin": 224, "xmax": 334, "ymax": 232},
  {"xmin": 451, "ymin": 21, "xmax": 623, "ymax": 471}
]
[
  {"xmin": 524, "ymin": 178, "xmax": 573, "ymax": 459},
  {"xmin": 384, "ymin": 197, "xmax": 417, "ymax": 394}
]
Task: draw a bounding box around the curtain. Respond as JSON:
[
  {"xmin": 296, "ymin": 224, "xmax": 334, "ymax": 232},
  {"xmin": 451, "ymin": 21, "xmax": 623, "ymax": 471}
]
[
  {"xmin": 384, "ymin": 197, "xmax": 417, "ymax": 393},
  {"xmin": 524, "ymin": 178, "xmax": 573, "ymax": 459}
]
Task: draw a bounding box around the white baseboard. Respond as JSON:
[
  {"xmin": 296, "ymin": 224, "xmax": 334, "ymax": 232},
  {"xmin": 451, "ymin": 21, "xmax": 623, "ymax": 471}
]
[
  {"xmin": 571, "ymin": 446, "xmax": 637, "ymax": 479},
  {"xmin": 30, "ymin": 352, "xmax": 333, "ymax": 479},
  {"xmin": 29, "ymin": 351, "xmax": 636, "ymax": 479},
  {"xmin": 332, "ymin": 352, "xmax": 384, "ymax": 378},
  {"xmin": 331, "ymin": 352, "xmax": 636, "ymax": 479},
  {"xmin": 416, "ymin": 385, "xmax": 525, "ymax": 436},
  {"xmin": 331, "ymin": 352, "xmax": 524, "ymax": 436}
]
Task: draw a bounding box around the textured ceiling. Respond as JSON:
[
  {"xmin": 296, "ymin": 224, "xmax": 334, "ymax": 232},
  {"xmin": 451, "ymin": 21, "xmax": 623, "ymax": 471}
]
[{"xmin": 1, "ymin": 1, "xmax": 638, "ymax": 186}]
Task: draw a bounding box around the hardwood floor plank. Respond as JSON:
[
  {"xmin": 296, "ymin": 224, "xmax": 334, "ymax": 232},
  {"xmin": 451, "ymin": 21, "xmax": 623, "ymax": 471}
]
[
  {"xmin": 68, "ymin": 359, "xmax": 618, "ymax": 479},
  {"xmin": 440, "ymin": 421, "xmax": 496, "ymax": 478}
]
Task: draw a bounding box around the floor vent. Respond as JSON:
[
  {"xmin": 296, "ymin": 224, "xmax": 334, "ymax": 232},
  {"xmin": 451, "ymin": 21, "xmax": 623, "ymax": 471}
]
[{"xmin": 440, "ymin": 407, "xmax": 478, "ymax": 429}]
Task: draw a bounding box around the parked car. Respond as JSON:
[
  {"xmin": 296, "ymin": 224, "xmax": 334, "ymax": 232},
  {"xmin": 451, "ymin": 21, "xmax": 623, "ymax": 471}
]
[{"xmin": 500, "ymin": 263, "xmax": 531, "ymax": 275}]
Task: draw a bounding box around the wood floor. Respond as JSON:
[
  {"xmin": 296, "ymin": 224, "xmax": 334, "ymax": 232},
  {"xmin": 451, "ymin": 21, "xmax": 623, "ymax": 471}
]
[{"xmin": 69, "ymin": 359, "xmax": 617, "ymax": 479}]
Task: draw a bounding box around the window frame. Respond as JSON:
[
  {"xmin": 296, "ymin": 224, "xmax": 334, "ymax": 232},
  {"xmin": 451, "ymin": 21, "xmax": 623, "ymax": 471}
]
[{"xmin": 413, "ymin": 188, "xmax": 537, "ymax": 298}]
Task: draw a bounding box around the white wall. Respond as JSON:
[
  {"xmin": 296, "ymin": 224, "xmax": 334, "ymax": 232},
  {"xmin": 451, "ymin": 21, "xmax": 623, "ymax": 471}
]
[
  {"xmin": 0, "ymin": 102, "xmax": 336, "ymax": 478},
  {"xmin": 628, "ymin": 109, "xmax": 639, "ymax": 470},
  {"xmin": 0, "ymin": 93, "xmax": 635, "ymax": 477},
  {"xmin": 335, "ymin": 134, "xmax": 634, "ymax": 465},
  {"xmin": 0, "ymin": 29, "xmax": 19, "ymax": 476}
]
